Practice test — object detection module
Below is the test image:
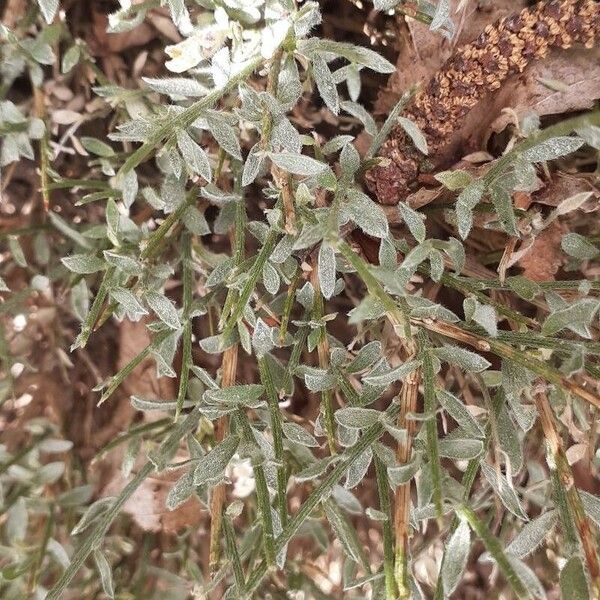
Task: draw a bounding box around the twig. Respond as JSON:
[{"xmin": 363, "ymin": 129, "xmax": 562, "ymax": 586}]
[
  {"xmin": 208, "ymin": 345, "xmax": 238, "ymax": 573},
  {"xmin": 533, "ymin": 389, "xmax": 600, "ymax": 595},
  {"xmin": 393, "ymin": 359, "xmax": 421, "ymax": 599},
  {"xmin": 210, "ymin": 175, "xmax": 245, "ymax": 572}
]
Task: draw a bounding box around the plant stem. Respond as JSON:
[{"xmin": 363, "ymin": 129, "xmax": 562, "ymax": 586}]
[
  {"xmin": 98, "ymin": 330, "xmax": 171, "ymax": 405},
  {"xmin": 393, "ymin": 366, "xmax": 421, "ymax": 599},
  {"xmin": 73, "ymin": 267, "xmax": 114, "ymax": 349},
  {"xmin": 235, "ymin": 412, "xmax": 277, "ymax": 567},
  {"xmin": 418, "ymin": 330, "xmax": 443, "ymax": 522},
  {"xmin": 176, "ymin": 232, "xmax": 194, "ymax": 419},
  {"xmin": 433, "ymin": 391, "xmax": 504, "ymax": 600},
  {"xmin": 239, "ymin": 400, "xmax": 403, "ymax": 598},
  {"xmin": 375, "ymin": 456, "xmax": 398, "ymax": 600},
  {"xmin": 223, "ymin": 515, "xmax": 246, "ymax": 591},
  {"xmin": 365, "ymin": 86, "xmax": 419, "ymax": 161},
  {"xmin": 210, "ymin": 174, "xmax": 245, "ymax": 572},
  {"xmin": 221, "ymin": 229, "xmax": 278, "ymax": 338},
  {"xmin": 533, "ymin": 390, "xmax": 600, "ymax": 595},
  {"xmin": 310, "ymin": 266, "xmax": 337, "ymax": 455},
  {"xmin": 457, "ymin": 505, "xmax": 529, "ymax": 599},
  {"xmin": 208, "ymin": 345, "xmax": 238, "ymax": 573},
  {"xmin": 258, "ymin": 356, "xmax": 288, "ymax": 525},
  {"xmin": 336, "ymin": 364, "xmax": 396, "ymax": 597},
  {"xmin": 47, "ymin": 405, "xmax": 204, "ymax": 600}
]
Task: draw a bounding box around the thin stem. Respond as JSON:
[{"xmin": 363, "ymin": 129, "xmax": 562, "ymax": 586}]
[
  {"xmin": 240, "ymin": 400, "xmax": 403, "ymax": 597},
  {"xmin": 210, "ymin": 174, "xmax": 245, "ymax": 572},
  {"xmin": 433, "ymin": 391, "xmax": 505, "ymax": 600},
  {"xmin": 32, "ymin": 85, "xmax": 51, "ymax": 214},
  {"xmin": 47, "ymin": 405, "xmax": 204, "ymax": 599},
  {"xmin": 418, "ymin": 330, "xmax": 443, "ymax": 522},
  {"xmin": 394, "ymin": 367, "xmax": 421, "ymax": 599},
  {"xmin": 258, "ymin": 356, "xmax": 288, "ymax": 525},
  {"xmin": 140, "ymin": 193, "xmax": 196, "ymax": 261},
  {"xmin": 375, "ymin": 456, "xmax": 398, "ymax": 600},
  {"xmin": 73, "ymin": 267, "xmax": 114, "ymax": 349},
  {"xmin": 311, "ymin": 266, "xmax": 337, "ymax": 455},
  {"xmin": 235, "ymin": 412, "xmax": 277, "ymax": 567},
  {"xmin": 533, "ymin": 390, "xmax": 600, "ymax": 595},
  {"xmin": 336, "ymin": 363, "xmax": 396, "ymax": 597},
  {"xmin": 98, "ymin": 330, "xmax": 171, "ymax": 405},
  {"xmin": 279, "ymin": 268, "xmax": 302, "ymax": 343},
  {"xmin": 223, "ymin": 515, "xmax": 246, "ymax": 591},
  {"xmin": 175, "ymin": 232, "xmax": 193, "ymax": 419},
  {"xmin": 457, "ymin": 505, "xmax": 529, "ymax": 599},
  {"xmin": 365, "ymin": 86, "xmax": 419, "ymax": 161},
  {"xmin": 221, "ymin": 229, "xmax": 278, "ymax": 338},
  {"xmin": 208, "ymin": 344, "xmax": 238, "ymax": 572}
]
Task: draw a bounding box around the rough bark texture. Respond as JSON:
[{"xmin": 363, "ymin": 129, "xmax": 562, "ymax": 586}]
[{"xmin": 365, "ymin": 0, "xmax": 600, "ymax": 205}]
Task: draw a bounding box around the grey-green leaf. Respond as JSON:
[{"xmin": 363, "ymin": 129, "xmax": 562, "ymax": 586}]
[
  {"xmin": 506, "ymin": 510, "xmax": 557, "ymax": 559},
  {"xmin": 318, "ymin": 242, "xmax": 336, "ymax": 300},
  {"xmin": 560, "ymin": 556, "xmax": 589, "ymax": 600},
  {"xmin": 441, "ymin": 518, "xmax": 470, "ymax": 596},
  {"xmin": 269, "ymin": 152, "xmax": 328, "ymax": 176},
  {"xmin": 193, "ymin": 435, "xmax": 239, "ymax": 486},
  {"xmin": 345, "ymin": 189, "xmax": 389, "ymax": 239},
  {"xmin": 62, "ymin": 254, "xmax": 106, "ymax": 275},
  {"xmin": 204, "ymin": 385, "xmax": 265, "ymax": 406},
  {"xmin": 93, "ymin": 550, "xmax": 115, "ymax": 600},
  {"xmin": 335, "ymin": 407, "xmax": 380, "ymax": 429},
  {"xmin": 312, "ymin": 53, "xmax": 339, "ymax": 115},
  {"xmin": 37, "ymin": 0, "xmax": 58, "ymax": 23},
  {"xmin": 176, "ymin": 129, "xmax": 212, "ymax": 181},
  {"xmin": 521, "ymin": 136, "xmax": 584, "ymax": 163},
  {"xmin": 282, "ymin": 422, "xmax": 319, "ymax": 447},
  {"xmin": 398, "ymin": 117, "xmax": 428, "ymax": 155},
  {"xmin": 206, "ymin": 112, "xmax": 242, "ymax": 160},
  {"xmin": 561, "ymin": 233, "xmax": 599, "ymax": 260},
  {"xmin": 398, "ymin": 202, "xmax": 426, "ymax": 243},
  {"xmin": 433, "ymin": 345, "xmax": 491, "ymax": 373},
  {"xmin": 145, "ymin": 291, "xmax": 181, "ymax": 330}
]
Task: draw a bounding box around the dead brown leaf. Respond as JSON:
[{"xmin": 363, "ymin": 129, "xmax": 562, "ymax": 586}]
[
  {"xmin": 488, "ymin": 50, "xmax": 600, "ymax": 136},
  {"xmin": 102, "ymin": 464, "xmax": 204, "ymax": 533},
  {"xmin": 518, "ymin": 221, "xmax": 564, "ymax": 282}
]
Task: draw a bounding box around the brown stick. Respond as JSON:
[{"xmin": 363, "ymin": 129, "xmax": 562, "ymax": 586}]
[
  {"xmin": 394, "ymin": 344, "xmax": 421, "ymax": 599},
  {"xmin": 533, "ymin": 390, "xmax": 600, "ymax": 595},
  {"xmin": 208, "ymin": 345, "xmax": 238, "ymax": 573},
  {"xmin": 415, "ymin": 318, "xmax": 600, "ymax": 410}
]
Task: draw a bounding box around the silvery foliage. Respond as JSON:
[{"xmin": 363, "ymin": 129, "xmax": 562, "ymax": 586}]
[{"xmin": 1, "ymin": 0, "xmax": 599, "ymax": 598}]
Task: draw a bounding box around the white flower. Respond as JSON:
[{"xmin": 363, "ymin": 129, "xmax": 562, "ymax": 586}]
[
  {"xmin": 261, "ymin": 19, "xmax": 290, "ymax": 59},
  {"xmin": 165, "ymin": 12, "xmax": 230, "ymax": 74},
  {"xmin": 227, "ymin": 457, "xmax": 255, "ymax": 498},
  {"xmin": 165, "ymin": 36, "xmax": 205, "ymax": 73},
  {"xmin": 211, "ymin": 47, "xmax": 231, "ymax": 88}
]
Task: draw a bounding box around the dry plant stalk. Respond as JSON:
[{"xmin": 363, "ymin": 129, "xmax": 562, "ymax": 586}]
[
  {"xmin": 394, "ymin": 350, "xmax": 421, "ymax": 598},
  {"xmin": 208, "ymin": 344, "xmax": 239, "ymax": 572},
  {"xmin": 366, "ymin": 0, "xmax": 600, "ymax": 204},
  {"xmin": 533, "ymin": 390, "xmax": 600, "ymax": 595}
]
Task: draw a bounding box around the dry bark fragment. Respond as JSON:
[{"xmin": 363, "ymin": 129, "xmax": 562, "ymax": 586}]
[{"xmin": 366, "ymin": 0, "xmax": 600, "ymax": 205}]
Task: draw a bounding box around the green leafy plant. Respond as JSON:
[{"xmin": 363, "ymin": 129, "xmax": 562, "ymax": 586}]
[{"xmin": 1, "ymin": 1, "xmax": 600, "ymax": 599}]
